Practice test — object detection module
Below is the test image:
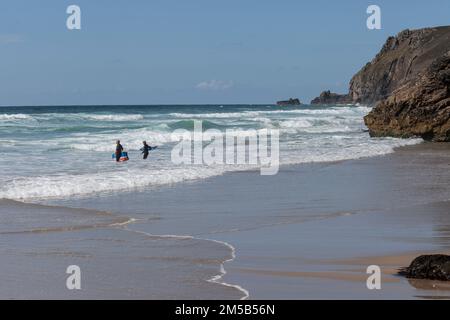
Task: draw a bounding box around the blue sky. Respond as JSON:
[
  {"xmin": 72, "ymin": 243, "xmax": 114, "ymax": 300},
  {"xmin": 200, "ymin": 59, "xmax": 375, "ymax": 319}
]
[{"xmin": 1, "ymin": 0, "xmax": 449, "ymax": 106}]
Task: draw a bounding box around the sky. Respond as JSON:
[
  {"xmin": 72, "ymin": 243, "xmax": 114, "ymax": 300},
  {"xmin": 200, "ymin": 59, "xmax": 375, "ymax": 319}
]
[{"xmin": 0, "ymin": 0, "xmax": 449, "ymax": 106}]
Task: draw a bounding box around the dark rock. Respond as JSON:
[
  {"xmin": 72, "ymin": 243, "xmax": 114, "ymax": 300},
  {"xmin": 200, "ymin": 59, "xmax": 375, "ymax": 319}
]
[
  {"xmin": 364, "ymin": 52, "xmax": 450, "ymax": 141},
  {"xmin": 360, "ymin": 26, "xmax": 450, "ymax": 142},
  {"xmin": 398, "ymin": 255, "xmax": 450, "ymax": 281},
  {"xmin": 311, "ymin": 25, "xmax": 450, "ymax": 141},
  {"xmin": 350, "ymin": 26, "xmax": 450, "ymax": 105},
  {"xmin": 310, "ymin": 91, "xmax": 352, "ymax": 105},
  {"xmin": 277, "ymin": 98, "xmax": 301, "ymax": 106}
]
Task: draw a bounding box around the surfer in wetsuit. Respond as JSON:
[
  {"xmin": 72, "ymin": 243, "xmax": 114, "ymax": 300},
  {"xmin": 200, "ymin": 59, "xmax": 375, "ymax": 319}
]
[
  {"xmin": 141, "ymin": 141, "xmax": 155, "ymax": 160},
  {"xmin": 115, "ymin": 140, "xmax": 124, "ymax": 162}
]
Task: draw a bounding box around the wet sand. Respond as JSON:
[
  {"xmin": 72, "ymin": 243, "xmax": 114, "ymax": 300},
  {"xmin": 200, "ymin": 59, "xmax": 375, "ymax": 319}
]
[
  {"xmin": 0, "ymin": 200, "xmax": 243, "ymax": 299},
  {"xmin": 1, "ymin": 142, "xmax": 450, "ymax": 299}
]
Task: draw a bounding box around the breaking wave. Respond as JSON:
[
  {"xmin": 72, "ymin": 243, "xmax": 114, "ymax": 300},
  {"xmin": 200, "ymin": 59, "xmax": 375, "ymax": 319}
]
[{"xmin": 0, "ymin": 104, "xmax": 423, "ymax": 200}]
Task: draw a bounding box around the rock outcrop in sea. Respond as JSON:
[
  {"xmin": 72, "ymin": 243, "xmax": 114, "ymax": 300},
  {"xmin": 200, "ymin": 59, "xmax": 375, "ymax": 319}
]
[
  {"xmin": 276, "ymin": 98, "xmax": 301, "ymax": 106},
  {"xmin": 311, "ymin": 26, "xmax": 450, "ymax": 142},
  {"xmin": 310, "ymin": 91, "xmax": 352, "ymax": 105}
]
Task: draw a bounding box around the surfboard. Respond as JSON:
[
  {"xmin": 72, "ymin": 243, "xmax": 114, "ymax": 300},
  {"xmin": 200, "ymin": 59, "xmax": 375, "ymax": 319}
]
[{"xmin": 112, "ymin": 152, "xmax": 129, "ymax": 162}]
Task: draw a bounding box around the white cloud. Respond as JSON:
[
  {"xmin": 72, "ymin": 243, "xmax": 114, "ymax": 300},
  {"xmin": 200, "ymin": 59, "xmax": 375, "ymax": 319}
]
[{"xmin": 196, "ymin": 80, "xmax": 234, "ymax": 91}]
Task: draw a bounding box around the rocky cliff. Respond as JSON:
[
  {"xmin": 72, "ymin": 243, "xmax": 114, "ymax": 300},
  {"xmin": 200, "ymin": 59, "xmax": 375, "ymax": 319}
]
[
  {"xmin": 350, "ymin": 26, "xmax": 450, "ymax": 106},
  {"xmin": 364, "ymin": 51, "xmax": 450, "ymax": 141},
  {"xmin": 311, "ymin": 26, "xmax": 450, "ymax": 141}
]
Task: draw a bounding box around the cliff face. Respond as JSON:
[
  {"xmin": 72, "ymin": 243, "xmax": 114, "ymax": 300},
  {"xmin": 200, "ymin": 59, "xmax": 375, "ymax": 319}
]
[
  {"xmin": 311, "ymin": 26, "xmax": 450, "ymax": 142},
  {"xmin": 364, "ymin": 51, "xmax": 450, "ymax": 141},
  {"xmin": 350, "ymin": 27, "xmax": 450, "ymax": 105}
]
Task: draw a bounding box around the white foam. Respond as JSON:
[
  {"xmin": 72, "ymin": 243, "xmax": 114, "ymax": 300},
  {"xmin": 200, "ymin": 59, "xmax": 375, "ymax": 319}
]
[
  {"xmin": 0, "ymin": 166, "xmax": 228, "ymax": 200},
  {"xmin": 276, "ymin": 119, "xmax": 314, "ymax": 129},
  {"xmin": 0, "ymin": 114, "xmax": 32, "ymax": 121},
  {"xmin": 0, "ymin": 105, "xmax": 424, "ymax": 202},
  {"xmin": 120, "ymin": 225, "xmax": 249, "ymax": 299},
  {"xmin": 169, "ymin": 111, "xmax": 261, "ymax": 119},
  {"xmin": 1, "ymin": 113, "xmax": 145, "ymax": 123},
  {"xmin": 168, "ymin": 106, "xmax": 372, "ymax": 119},
  {"xmin": 281, "ymin": 137, "xmax": 423, "ymax": 165},
  {"xmin": 202, "ymin": 237, "xmax": 250, "ymax": 300},
  {"xmin": 79, "ymin": 114, "xmax": 144, "ymax": 121},
  {"xmin": 66, "ymin": 129, "xmax": 173, "ymax": 152},
  {"xmin": 0, "ymin": 135, "xmax": 422, "ymax": 201},
  {"xmin": 64, "ymin": 127, "xmax": 273, "ymax": 152}
]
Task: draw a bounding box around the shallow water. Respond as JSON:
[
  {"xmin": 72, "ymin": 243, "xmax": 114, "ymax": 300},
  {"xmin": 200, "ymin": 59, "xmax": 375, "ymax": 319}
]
[
  {"xmin": 48, "ymin": 143, "xmax": 450, "ymax": 299},
  {"xmin": 0, "ymin": 199, "xmax": 245, "ymax": 299},
  {"xmin": 3, "ymin": 105, "xmax": 447, "ymax": 300},
  {"xmin": 1, "ymin": 144, "xmax": 450, "ymax": 299}
]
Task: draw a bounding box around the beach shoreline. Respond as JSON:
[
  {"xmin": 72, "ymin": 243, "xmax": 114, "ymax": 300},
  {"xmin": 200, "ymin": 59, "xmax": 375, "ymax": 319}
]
[{"xmin": 1, "ymin": 142, "xmax": 450, "ymax": 299}]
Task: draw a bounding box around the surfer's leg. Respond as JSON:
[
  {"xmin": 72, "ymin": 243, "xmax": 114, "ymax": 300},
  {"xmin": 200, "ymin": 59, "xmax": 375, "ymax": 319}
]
[{"xmin": 143, "ymin": 153, "xmax": 149, "ymax": 160}]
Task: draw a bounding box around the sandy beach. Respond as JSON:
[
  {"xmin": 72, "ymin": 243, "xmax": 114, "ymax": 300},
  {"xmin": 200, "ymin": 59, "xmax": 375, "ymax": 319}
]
[
  {"xmin": 1, "ymin": 0, "xmax": 449, "ymax": 307},
  {"xmin": 1, "ymin": 142, "xmax": 449, "ymax": 299}
]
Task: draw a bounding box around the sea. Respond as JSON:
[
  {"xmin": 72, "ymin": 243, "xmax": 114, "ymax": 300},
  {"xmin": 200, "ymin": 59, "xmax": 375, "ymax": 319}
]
[{"xmin": 0, "ymin": 104, "xmax": 422, "ymax": 201}]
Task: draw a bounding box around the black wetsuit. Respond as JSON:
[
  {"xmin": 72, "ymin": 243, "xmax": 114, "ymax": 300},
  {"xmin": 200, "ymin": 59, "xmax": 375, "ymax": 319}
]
[
  {"xmin": 116, "ymin": 144, "xmax": 123, "ymax": 162},
  {"xmin": 141, "ymin": 144, "xmax": 152, "ymax": 160}
]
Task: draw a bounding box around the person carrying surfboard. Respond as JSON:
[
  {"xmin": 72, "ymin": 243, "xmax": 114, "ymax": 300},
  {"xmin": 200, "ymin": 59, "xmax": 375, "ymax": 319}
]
[{"xmin": 115, "ymin": 140, "xmax": 124, "ymax": 162}]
